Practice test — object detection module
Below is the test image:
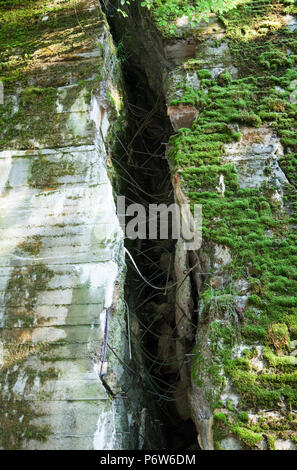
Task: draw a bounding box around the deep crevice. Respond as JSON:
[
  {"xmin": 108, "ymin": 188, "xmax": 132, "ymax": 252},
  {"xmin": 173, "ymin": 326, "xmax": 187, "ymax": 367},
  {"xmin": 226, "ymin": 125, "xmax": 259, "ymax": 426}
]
[
  {"xmin": 122, "ymin": 75, "xmax": 198, "ymax": 451},
  {"xmin": 101, "ymin": 2, "xmax": 200, "ymax": 450}
]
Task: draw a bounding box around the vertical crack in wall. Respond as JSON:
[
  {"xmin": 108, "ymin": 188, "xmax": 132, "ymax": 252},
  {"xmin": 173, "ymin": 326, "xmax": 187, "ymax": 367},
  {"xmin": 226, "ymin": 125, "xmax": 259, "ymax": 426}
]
[{"xmin": 101, "ymin": 1, "xmax": 201, "ymax": 450}]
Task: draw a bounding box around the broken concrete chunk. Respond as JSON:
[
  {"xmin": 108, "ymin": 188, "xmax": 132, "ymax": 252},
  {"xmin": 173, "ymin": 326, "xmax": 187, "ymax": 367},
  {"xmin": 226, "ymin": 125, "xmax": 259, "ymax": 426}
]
[{"xmin": 167, "ymin": 103, "xmax": 198, "ymax": 131}]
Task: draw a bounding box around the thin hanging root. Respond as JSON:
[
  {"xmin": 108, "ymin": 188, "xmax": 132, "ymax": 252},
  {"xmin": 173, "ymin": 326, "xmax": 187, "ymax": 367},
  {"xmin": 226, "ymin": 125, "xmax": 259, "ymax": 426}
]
[
  {"xmin": 125, "ymin": 247, "xmax": 210, "ymax": 293},
  {"xmin": 125, "ymin": 247, "xmax": 170, "ymax": 292},
  {"xmin": 112, "ymin": 152, "xmax": 169, "ymax": 199},
  {"xmin": 128, "ymin": 96, "xmax": 161, "ymax": 149}
]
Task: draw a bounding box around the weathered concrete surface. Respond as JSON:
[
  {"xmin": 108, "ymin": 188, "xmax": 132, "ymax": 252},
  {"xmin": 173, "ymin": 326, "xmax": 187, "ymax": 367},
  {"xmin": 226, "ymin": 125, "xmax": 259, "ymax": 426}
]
[
  {"xmin": 0, "ymin": 139, "xmax": 124, "ymax": 450},
  {"xmin": 0, "ymin": 0, "xmax": 150, "ymax": 450}
]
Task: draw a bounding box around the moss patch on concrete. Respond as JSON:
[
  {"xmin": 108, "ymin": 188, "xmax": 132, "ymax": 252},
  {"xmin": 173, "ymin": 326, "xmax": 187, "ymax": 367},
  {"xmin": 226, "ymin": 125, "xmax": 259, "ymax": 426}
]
[{"xmin": 162, "ymin": 0, "xmax": 297, "ymax": 448}]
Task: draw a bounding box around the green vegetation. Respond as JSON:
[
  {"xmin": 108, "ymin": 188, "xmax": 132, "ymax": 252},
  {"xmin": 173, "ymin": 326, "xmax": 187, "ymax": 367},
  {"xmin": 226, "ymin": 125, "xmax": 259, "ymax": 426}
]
[
  {"xmin": 1, "ymin": 258, "xmax": 63, "ymax": 449},
  {"xmin": 0, "ymin": 0, "xmax": 128, "ymax": 452},
  {"xmin": 0, "ymin": 338, "xmax": 62, "ymax": 449},
  {"xmin": 17, "ymin": 235, "xmax": 42, "ymax": 256},
  {"xmin": 0, "ymin": 397, "xmax": 51, "ymax": 450},
  {"xmin": 1, "ymin": 261, "xmax": 57, "ymax": 448},
  {"xmin": 29, "ymin": 153, "xmax": 76, "ymax": 189},
  {"xmin": 268, "ymin": 323, "xmax": 290, "ymax": 353},
  {"xmin": 232, "ymin": 425, "xmax": 263, "ymax": 448},
  {"xmin": 161, "ymin": 0, "xmax": 297, "ymax": 448},
  {"xmin": 4, "ymin": 263, "xmax": 54, "ymax": 328},
  {"xmin": 118, "ymin": 0, "xmax": 243, "ymax": 36},
  {"xmin": 0, "ymin": 0, "xmax": 104, "ymax": 87},
  {"xmin": 0, "ymin": 0, "xmax": 107, "ymax": 150},
  {"xmin": 144, "ymin": 0, "xmax": 241, "ymax": 36}
]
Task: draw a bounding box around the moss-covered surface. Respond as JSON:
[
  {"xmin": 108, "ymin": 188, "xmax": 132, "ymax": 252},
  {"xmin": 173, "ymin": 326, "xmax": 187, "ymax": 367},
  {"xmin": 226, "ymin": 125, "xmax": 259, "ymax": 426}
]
[
  {"xmin": 1, "ymin": 267, "xmax": 64, "ymax": 454},
  {"xmin": 0, "ymin": 0, "xmax": 111, "ymax": 150},
  {"xmin": 136, "ymin": 0, "xmax": 296, "ymax": 38},
  {"xmin": 0, "ymin": 397, "xmax": 50, "ymax": 450},
  {"xmin": 0, "ymin": 0, "xmax": 117, "ymax": 450},
  {"xmin": 4, "ymin": 263, "xmax": 54, "ymax": 328},
  {"xmin": 0, "ymin": 78, "xmax": 102, "ymax": 149},
  {"xmin": 1, "ymin": 261, "xmax": 59, "ymax": 448},
  {"xmin": 0, "ymin": 0, "xmax": 104, "ymax": 87},
  {"xmin": 133, "ymin": 0, "xmax": 242, "ymax": 37},
  {"xmin": 0, "ymin": 336, "xmax": 62, "ymax": 449},
  {"xmin": 28, "ymin": 152, "xmax": 76, "ymax": 188},
  {"xmin": 154, "ymin": 0, "xmax": 297, "ymax": 449}
]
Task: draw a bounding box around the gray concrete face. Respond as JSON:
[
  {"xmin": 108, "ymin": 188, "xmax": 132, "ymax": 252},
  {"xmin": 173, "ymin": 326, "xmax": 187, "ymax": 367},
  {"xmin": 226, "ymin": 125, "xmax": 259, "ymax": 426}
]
[{"xmin": 0, "ymin": 2, "xmax": 145, "ymax": 450}]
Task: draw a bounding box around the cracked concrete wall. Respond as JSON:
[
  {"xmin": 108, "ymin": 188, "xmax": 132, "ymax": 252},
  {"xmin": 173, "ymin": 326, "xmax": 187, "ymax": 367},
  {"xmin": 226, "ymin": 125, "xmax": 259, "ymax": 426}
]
[{"xmin": 0, "ymin": 0, "xmax": 147, "ymax": 450}]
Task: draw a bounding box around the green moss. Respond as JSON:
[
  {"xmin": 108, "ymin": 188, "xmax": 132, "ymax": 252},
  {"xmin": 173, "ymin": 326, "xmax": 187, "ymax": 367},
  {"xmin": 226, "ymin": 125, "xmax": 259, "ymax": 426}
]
[
  {"xmin": 197, "ymin": 69, "xmax": 212, "ymax": 79},
  {"xmin": 231, "ymin": 425, "xmax": 263, "ymax": 448},
  {"xmin": 258, "ymin": 48, "xmax": 295, "ymax": 71},
  {"xmin": 0, "ymin": 0, "xmax": 105, "ymax": 88},
  {"xmin": 226, "ymin": 399, "xmax": 234, "ymax": 412},
  {"xmin": 0, "ymin": 0, "xmax": 108, "ymax": 150},
  {"xmin": 4, "ymin": 264, "xmax": 54, "ymax": 328},
  {"xmin": 214, "ymin": 412, "xmax": 229, "ymax": 425},
  {"xmin": 21, "ymin": 87, "xmax": 44, "ymax": 106},
  {"xmin": 0, "ymin": 0, "xmax": 127, "ymax": 451},
  {"xmin": 241, "ymin": 324, "xmax": 268, "ymax": 342},
  {"xmin": 136, "ymin": 0, "xmax": 242, "ymax": 37},
  {"xmin": 28, "ymin": 154, "xmax": 76, "ymax": 189},
  {"xmin": 0, "ymin": 79, "xmax": 104, "ymax": 150},
  {"xmin": 169, "ymin": 4, "xmax": 297, "ymax": 427},
  {"xmin": 0, "ymin": 397, "xmax": 51, "ymax": 450},
  {"xmin": 263, "ymin": 346, "xmax": 297, "ymax": 369},
  {"xmin": 0, "ymin": 337, "xmax": 62, "ymax": 449},
  {"xmin": 18, "ymin": 235, "xmax": 42, "ymax": 256},
  {"xmin": 238, "ymin": 411, "xmax": 249, "ymax": 424},
  {"xmin": 0, "ymin": 86, "xmax": 57, "ymax": 149},
  {"xmin": 268, "ymin": 323, "xmax": 290, "ymax": 353},
  {"xmin": 267, "ymin": 434, "xmax": 276, "ymax": 450}
]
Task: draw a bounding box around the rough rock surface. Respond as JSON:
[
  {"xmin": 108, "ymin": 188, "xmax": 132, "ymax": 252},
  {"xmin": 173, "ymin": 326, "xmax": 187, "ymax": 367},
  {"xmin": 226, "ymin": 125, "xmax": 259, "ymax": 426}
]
[
  {"xmin": 0, "ymin": 0, "xmax": 159, "ymax": 450},
  {"xmin": 163, "ymin": 2, "xmax": 297, "ymax": 450},
  {"xmin": 1, "ymin": 0, "xmax": 297, "ymax": 451},
  {"xmin": 112, "ymin": 0, "xmax": 297, "ymax": 450}
]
